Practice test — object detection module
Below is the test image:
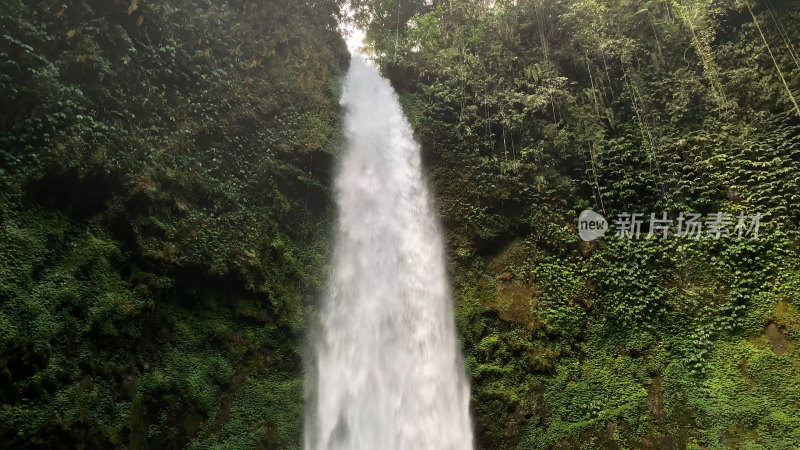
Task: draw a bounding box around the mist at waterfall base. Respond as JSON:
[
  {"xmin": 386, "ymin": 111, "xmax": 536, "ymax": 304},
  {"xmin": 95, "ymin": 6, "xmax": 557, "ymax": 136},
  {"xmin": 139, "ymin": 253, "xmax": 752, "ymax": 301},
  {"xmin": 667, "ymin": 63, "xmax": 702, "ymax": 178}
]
[{"xmin": 304, "ymin": 57, "xmax": 474, "ymax": 450}]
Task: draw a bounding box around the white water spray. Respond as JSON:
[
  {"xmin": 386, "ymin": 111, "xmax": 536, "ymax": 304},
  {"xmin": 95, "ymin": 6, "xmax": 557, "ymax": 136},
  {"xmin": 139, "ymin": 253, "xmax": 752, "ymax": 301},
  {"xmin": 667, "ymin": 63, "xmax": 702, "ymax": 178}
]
[{"xmin": 305, "ymin": 56, "xmax": 473, "ymax": 450}]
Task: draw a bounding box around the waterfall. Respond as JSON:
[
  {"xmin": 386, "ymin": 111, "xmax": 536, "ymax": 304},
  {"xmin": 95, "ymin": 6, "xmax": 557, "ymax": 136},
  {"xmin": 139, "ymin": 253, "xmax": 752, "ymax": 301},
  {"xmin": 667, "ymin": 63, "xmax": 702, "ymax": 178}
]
[{"xmin": 304, "ymin": 56, "xmax": 474, "ymax": 450}]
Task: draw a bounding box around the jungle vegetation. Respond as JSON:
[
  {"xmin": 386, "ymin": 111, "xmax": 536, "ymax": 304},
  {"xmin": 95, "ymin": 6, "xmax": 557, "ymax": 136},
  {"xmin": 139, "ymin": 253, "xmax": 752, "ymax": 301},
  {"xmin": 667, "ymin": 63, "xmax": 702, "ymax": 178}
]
[
  {"xmin": 2, "ymin": 0, "xmax": 800, "ymax": 448},
  {"xmin": 352, "ymin": 0, "xmax": 800, "ymax": 448},
  {"xmin": 1, "ymin": 0, "xmax": 346, "ymax": 447}
]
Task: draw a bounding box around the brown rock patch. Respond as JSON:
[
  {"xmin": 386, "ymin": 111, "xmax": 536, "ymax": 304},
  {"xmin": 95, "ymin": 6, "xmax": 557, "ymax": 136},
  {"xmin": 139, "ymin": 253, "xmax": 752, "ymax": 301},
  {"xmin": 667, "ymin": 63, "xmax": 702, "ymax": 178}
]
[
  {"xmin": 765, "ymin": 321, "xmax": 789, "ymax": 355},
  {"xmin": 647, "ymin": 374, "xmax": 665, "ymax": 421},
  {"xmin": 495, "ymin": 283, "xmax": 542, "ymax": 327}
]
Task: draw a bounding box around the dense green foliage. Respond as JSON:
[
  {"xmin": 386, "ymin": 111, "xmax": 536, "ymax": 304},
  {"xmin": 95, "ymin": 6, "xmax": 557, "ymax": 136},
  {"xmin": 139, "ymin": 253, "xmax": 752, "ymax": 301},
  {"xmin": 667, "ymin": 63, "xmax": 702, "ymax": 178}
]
[
  {"xmin": 4, "ymin": 0, "xmax": 800, "ymax": 448},
  {"xmin": 1, "ymin": 0, "xmax": 347, "ymax": 447},
  {"xmin": 356, "ymin": 0, "xmax": 800, "ymax": 448}
]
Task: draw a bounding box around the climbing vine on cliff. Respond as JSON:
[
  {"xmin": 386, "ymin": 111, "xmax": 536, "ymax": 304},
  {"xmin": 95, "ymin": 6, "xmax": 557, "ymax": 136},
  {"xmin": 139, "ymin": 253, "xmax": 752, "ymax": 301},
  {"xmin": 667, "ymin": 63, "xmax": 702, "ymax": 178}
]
[
  {"xmin": 356, "ymin": 0, "xmax": 800, "ymax": 447},
  {"xmin": 1, "ymin": 0, "xmax": 347, "ymax": 448}
]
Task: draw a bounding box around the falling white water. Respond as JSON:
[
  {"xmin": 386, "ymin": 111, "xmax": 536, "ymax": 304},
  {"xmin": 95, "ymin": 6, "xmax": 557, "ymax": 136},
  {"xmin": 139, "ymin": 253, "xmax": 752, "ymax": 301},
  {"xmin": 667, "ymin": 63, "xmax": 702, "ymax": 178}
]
[{"xmin": 304, "ymin": 56, "xmax": 473, "ymax": 450}]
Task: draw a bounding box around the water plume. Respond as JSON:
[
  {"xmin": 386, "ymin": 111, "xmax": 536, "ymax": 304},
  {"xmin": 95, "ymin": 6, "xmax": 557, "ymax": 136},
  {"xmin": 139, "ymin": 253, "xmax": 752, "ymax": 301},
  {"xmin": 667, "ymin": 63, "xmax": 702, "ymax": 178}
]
[{"xmin": 305, "ymin": 56, "xmax": 473, "ymax": 450}]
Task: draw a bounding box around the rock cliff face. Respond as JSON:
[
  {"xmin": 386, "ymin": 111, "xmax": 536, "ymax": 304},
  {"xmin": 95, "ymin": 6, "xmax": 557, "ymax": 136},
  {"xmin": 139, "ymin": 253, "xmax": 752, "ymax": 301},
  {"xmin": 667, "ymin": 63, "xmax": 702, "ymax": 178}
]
[
  {"xmin": 354, "ymin": 0, "xmax": 800, "ymax": 448},
  {"xmin": 0, "ymin": 1, "xmax": 346, "ymax": 447}
]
